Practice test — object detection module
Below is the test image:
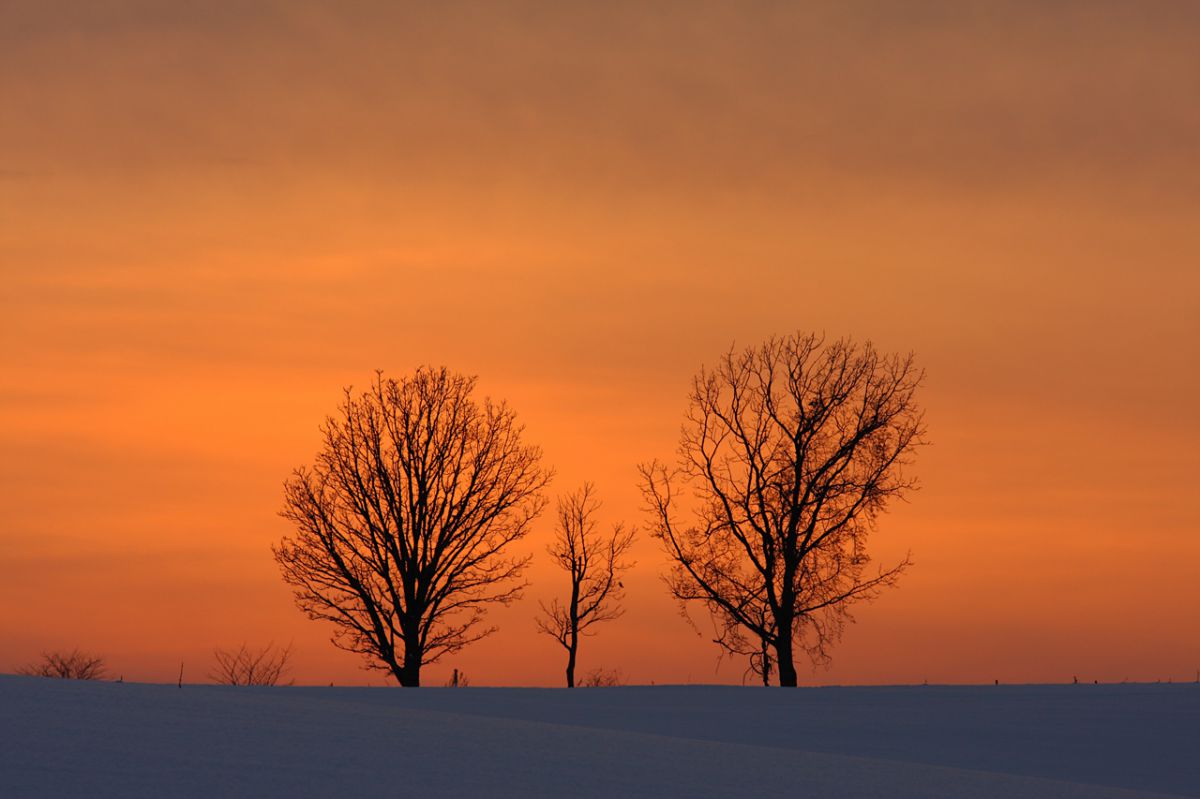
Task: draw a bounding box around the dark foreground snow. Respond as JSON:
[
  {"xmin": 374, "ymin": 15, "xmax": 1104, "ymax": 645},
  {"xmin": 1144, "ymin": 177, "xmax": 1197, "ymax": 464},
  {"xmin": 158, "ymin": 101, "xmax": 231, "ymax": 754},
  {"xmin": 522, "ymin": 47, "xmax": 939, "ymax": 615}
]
[{"xmin": 0, "ymin": 675, "xmax": 1195, "ymax": 798}]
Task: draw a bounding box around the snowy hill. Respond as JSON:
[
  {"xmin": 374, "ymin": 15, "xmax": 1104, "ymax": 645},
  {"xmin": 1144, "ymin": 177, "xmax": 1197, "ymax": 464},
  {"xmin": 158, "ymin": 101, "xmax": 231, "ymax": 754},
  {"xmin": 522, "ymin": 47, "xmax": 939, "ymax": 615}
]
[{"xmin": 1, "ymin": 675, "xmax": 1195, "ymax": 798}]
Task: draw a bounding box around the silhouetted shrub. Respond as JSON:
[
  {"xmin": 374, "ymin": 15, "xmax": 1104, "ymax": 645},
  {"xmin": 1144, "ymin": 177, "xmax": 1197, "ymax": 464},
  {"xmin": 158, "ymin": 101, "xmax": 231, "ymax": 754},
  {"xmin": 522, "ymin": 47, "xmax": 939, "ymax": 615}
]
[
  {"xmin": 579, "ymin": 667, "xmax": 623, "ymax": 687},
  {"xmin": 210, "ymin": 643, "xmax": 294, "ymax": 686},
  {"xmin": 18, "ymin": 649, "xmax": 108, "ymax": 680}
]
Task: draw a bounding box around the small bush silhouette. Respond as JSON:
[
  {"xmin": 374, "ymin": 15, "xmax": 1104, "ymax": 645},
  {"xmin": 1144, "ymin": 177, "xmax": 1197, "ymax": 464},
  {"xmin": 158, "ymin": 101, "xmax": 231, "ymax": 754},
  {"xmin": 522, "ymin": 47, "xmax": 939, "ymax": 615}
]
[
  {"xmin": 210, "ymin": 643, "xmax": 294, "ymax": 686},
  {"xmin": 579, "ymin": 667, "xmax": 623, "ymax": 687},
  {"xmin": 18, "ymin": 649, "xmax": 108, "ymax": 680}
]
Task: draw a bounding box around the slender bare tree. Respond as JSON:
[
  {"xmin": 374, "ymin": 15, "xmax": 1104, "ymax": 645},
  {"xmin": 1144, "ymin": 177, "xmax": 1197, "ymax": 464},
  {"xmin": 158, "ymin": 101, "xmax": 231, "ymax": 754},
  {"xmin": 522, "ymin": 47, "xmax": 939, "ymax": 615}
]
[
  {"xmin": 536, "ymin": 483, "xmax": 636, "ymax": 687},
  {"xmin": 18, "ymin": 649, "xmax": 108, "ymax": 680},
  {"xmin": 210, "ymin": 643, "xmax": 295, "ymax": 686},
  {"xmin": 641, "ymin": 333, "xmax": 924, "ymax": 687},
  {"xmin": 274, "ymin": 368, "xmax": 551, "ymax": 686}
]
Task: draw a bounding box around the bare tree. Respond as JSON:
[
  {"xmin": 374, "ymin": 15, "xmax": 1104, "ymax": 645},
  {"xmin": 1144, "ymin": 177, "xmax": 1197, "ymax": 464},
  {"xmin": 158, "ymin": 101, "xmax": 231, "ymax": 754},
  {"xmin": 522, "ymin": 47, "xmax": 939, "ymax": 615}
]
[
  {"xmin": 274, "ymin": 368, "xmax": 550, "ymax": 686},
  {"xmin": 641, "ymin": 333, "xmax": 924, "ymax": 687},
  {"xmin": 18, "ymin": 649, "xmax": 108, "ymax": 680},
  {"xmin": 210, "ymin": 643, "xmax": 294, "ymax": 686},
  {"xmin": 536, "ymin": 483, "xmax": 636, "ymax": 687}
]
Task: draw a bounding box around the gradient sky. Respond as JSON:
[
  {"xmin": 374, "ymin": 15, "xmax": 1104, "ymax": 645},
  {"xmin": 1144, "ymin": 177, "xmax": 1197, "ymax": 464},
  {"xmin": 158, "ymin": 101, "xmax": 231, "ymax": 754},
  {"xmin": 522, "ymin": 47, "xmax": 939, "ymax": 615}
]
[{"xmin": 2, "ymin": 1, "xmax": 1197, "ymax": 686}]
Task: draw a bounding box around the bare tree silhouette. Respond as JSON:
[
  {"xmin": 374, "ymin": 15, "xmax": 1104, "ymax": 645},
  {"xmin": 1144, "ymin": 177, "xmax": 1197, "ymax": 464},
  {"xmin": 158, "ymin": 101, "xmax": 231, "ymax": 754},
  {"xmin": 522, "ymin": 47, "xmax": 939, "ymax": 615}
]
[
  {"xmin": 536, "ymin": 483, "xmax": 636, "ymax": 687},
  {"xmin": 641, "ymin": 333, "xmax": 924, "ymax": 687},
  {"xmin": 210, "ymin": 643, "xmax": 294, "ymax": 686},
  {"xmin": 18, "ymin": 649, "xmax": 108, "ymax": 680},
  {"xmin": 274, "ymin": 368, "xmax": 550, "ymax": 687}
]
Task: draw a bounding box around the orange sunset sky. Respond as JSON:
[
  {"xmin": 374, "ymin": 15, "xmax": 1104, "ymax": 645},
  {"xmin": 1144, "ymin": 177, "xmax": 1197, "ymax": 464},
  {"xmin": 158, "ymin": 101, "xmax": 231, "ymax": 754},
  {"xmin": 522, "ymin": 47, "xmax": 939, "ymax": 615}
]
[{"xmin": 2, "ymin": 1, "xmax": 1197, "ymax": 686}]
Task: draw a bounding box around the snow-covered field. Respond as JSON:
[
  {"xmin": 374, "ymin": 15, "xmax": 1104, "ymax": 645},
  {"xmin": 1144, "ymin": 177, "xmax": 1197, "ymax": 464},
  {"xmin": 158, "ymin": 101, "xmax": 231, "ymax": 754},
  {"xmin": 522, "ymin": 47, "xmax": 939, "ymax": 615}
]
[{"xmin": 1, "ymin": 675, "xmax": 1195, "ymax": 798}]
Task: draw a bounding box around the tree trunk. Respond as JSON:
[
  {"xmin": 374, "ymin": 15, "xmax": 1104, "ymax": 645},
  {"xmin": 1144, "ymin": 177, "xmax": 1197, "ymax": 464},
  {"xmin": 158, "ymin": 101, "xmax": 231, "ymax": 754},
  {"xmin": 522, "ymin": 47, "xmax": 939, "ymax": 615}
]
[
  {"xmin": 398, "ymin": 641, "xmax": 422, "ymax": 687},
  {"xmin": 774, "ymin": 636, "xmax": 797, "ymax": 687},
  {"xmin": 398, "ymin": 664, "xmax": 421, "ymax": 686},
  {"xmin": 566, "ymin": 635, "xmax": 578, "ymax": 688},
  {"xmin": 760, "ymin": 639, "xmax": 772, "ymax": 687},
  {"xmin": 567, "ymin": 576, "xmax": 581, "ymax": 688}
]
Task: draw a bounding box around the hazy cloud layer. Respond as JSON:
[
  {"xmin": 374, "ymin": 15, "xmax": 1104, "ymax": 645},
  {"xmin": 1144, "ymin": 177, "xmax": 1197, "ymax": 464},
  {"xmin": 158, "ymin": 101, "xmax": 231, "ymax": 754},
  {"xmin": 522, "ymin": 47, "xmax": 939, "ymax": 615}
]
[{"xmin": 3, "ymin": 1, "xmax": 1199, "ymax": 194}]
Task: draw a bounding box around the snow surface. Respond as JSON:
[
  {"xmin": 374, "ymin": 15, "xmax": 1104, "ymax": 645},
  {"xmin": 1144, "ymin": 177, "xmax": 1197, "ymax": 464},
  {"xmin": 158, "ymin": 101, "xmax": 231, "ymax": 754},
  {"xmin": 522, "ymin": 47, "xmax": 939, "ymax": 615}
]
[{"xmin": 1, "ymin": 675, "xmax": 1195, "ymax": 798}]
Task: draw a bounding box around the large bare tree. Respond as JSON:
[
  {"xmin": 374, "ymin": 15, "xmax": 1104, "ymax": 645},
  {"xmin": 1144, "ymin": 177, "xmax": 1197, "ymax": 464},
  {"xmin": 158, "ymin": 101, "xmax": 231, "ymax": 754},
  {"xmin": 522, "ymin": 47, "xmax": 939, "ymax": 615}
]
[
  {"xmin": 640, "ymin": 333, "xmax": 924, "ymax": 687},
  {"xmin": 274, "ymin": 368, "xmax": 550, "ymax": 686},
  {"xmin": 536, "ymin": 483, "xmax": 636, "ymax": 687}
]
